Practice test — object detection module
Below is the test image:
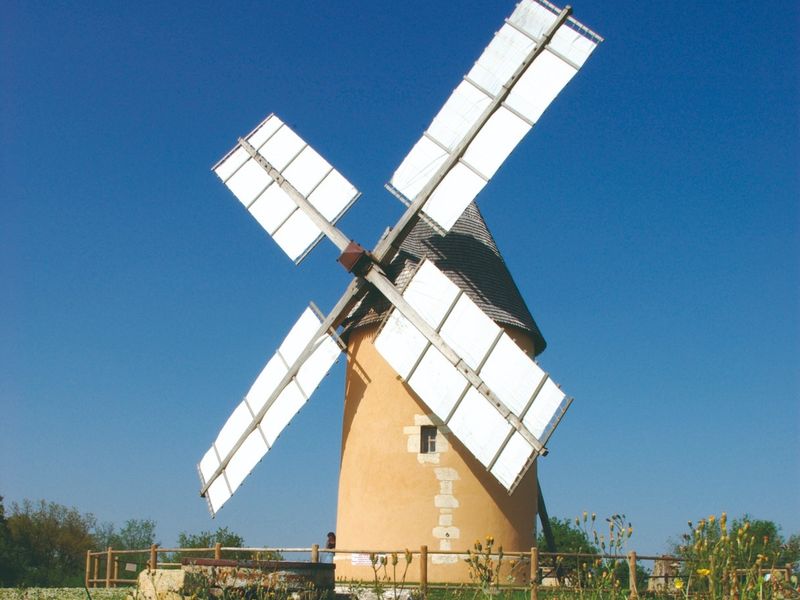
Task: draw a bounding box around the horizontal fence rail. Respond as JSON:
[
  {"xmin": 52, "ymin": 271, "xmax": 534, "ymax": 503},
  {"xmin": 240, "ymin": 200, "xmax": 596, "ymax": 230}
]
[{"xmin": 85, "ymin": 543, "xmax": 796, "ymax": 599}]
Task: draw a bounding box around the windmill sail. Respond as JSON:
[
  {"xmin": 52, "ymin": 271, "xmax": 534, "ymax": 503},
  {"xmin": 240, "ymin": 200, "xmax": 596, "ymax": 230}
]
[
  {"xmin": 213, "ymin": 114, "xmax": 361, "ymax": 263},
  {"xmin": 386, "ymin": 0, "xmax": 602, "ymax": 233},
  {"xmin": 374, "ymin": 260, "xmax": 570, "ymax": 492},
  {"xmin": 198, "ymin": 306, "xmax": 343, "ymax": 515}
]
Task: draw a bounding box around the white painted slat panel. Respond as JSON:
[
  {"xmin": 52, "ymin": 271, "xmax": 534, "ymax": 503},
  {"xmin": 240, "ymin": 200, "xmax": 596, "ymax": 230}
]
[
  {"xmin": 462, "ymin": 107, "xmax": 530, "ymax": 180},
  {"xmin": 505, "ymin": 50, "xmax": 577, "ymax": 124},
  {"xmin": 245, "ymin": 356, "xmax": 287, "ymax": 415},
  {"xmin": 407, "ymin": 346, "xmax": 469, "ymax": 419},
  {"xmin": 246, "ymin": 115, "xmax": 283, "ymax": 150},
  {"xmin": 214, "ymin": 147, "xmax": 249, "ymax": 182},
  {"xmin": 388, "ymin": 136, "xmax": 449, "ymax": 203},
  {"xmin": 296, "ymin": 335, "xmax": 341, "ymax": 397},
  {"xmin": 403, "ymin": 260, "xmax": 461, "ymax": 330},
  {"xmin": 308, "ymin": 170, "xmax": 359, "ymax": 221},
  {"xmin": 283, "ymin": 145, "xmax": 331, "ymax": 197},
  {"xmin": 439, "ymin": 293, "xmax": 500, "ymax": 370},
  {"xmin": 374, "ymin": 310, "xmax": 429, "ymax": 380},
  {"xmin": 467, "ymin": 24, "xmax": 535, "ymax": 97},
  {"xmin": 224, "ymin": 428, "xmax": 268, "ymax": 492},
  {"xmin": 257, "ymin": 125, "xmax": 305, "ymax": 171},
  {"xmin": 448, "ymin": 388, "xmax": 512, "ymax": 467},
  {"xmin": 428, "ymin": 80, "xmax": 492, "ymax": 151},
  {"xmin": 522, "ymin": 377, "xmax": 566, "ymax": 439},
  {"xmin": 480, "ymin": 334, "xmax": 545, "ymax": 416},
  {"xmin": 422, "ymin": 163, "xmax": 487, "ymax": 232},
  {"xmin": 226, "ymin": 159, "xmax": 272, "ymax": 207},
  {"xmin": 278, "ymin": 308, "xmax": 324, "ymax": 365},
  {"xmin": 249, "ymin": 184, "xmax": 295, "ymax": 235},
  {"xmin": 550, "ymin": 23, "xmax": 598, "ymax": 67},
  {"xmin": 490, "ymin": 432, "xmax": 532, "ymax": 489},
  {"xmin": 508, "ymin": 0, "xmax": 558, "ymax": 41},
  {"xmin": 214, "ymin": 401, "xmax": 253, "ymax": 462},
  {"xmin": 206, "ymin": 477, "xmax": 231, "ymax": 515},
  {"xmin": 272, "ymin": 210, "xmax": 321, "ymax": 263},
  {"xmin": 199, "ymin": 447, "xmax": 219, "ymax": 486},
  {"xmin": 259, "ymin": 381, "xmax": 306, "ymax": 447}
]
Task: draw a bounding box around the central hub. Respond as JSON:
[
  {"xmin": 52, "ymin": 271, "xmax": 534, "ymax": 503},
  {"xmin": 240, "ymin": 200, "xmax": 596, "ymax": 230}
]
[{"xmin": 338, "ymin": 240, "xmax": 373, "ymax": 276}]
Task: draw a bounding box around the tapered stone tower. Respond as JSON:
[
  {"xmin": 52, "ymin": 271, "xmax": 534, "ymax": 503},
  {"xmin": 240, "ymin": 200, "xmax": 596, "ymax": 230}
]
[{"xmin": 335, "ymin": 204, "xmax": 547, "ymax": 582}]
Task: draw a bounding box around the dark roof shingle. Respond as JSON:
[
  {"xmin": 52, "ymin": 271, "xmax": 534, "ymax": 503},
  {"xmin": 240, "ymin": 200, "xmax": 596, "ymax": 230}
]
[{"xmin": 343, "ymin": 203, "xmax": 546, "ymax": 356}]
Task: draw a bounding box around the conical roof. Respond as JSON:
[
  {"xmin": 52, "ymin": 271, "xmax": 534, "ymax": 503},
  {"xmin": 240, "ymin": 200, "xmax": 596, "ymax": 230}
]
[{"xmin": 343, "ymin": 203, "xmax": 547, "ymax": 356}]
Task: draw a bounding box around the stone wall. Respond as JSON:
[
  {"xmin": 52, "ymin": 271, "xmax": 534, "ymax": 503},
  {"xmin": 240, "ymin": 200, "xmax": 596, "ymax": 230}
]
[{"xmin": 0, "ymin": 588, "xmax": 132, "ymax": 600}]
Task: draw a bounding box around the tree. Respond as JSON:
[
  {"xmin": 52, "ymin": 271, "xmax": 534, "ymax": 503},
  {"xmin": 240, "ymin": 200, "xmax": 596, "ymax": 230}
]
[
  {"xmin": 93, "ymin": 518, "xmax": 157, "ymax": 551},
  {"xmin": 5, "ymin": 499, "xmax": 96, "ymax": 587},
  {"xmin": 536, "ymin": 516, "xmax": 599, "ymax": 585},
  {"xmin": 0, "ymin": 496, "xmax": 24, "ymax": 586},
  {"xmin": 177, "ymin": 526, "xmax": 245, "ymax": 549},
  {"xmin": 172, "ymin": 526, "xmax": 248, "ymax": 563},
  {"xmin": 537, "ymin": 516, "xmax": 598, "ymax": 554},
  {"xmin": 673, "ymin": 514, "xmax": 799, "ymax": 569},
  {"xmin": 728, "ymin": 515, "xmax": 799, "ymax": 567}
]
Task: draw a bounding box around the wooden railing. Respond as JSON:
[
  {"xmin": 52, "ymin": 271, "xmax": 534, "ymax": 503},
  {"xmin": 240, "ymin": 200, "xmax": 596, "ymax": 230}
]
[{"xmin": 85, "ymin": 544, "xmax": 795, "ymax": 599}]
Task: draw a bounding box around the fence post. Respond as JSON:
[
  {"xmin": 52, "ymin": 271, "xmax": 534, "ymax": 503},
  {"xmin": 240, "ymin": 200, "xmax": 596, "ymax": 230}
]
[
  {"xmin": 150, "ymin": 544, "xmax": 159, "ymax": 571},
  {"xmin": 311, "ymin": 544, "xmax": 319, "ymax": 563},
  {"xmin": 628, "ymin": 551, "xmax": 638, "ymax": 600},
  {"xmin": 114, "ymin": 557, "xmax": 119, "ymax": 586},
  {"xmin": 530, "ymin": 547, "xmax": 539, "ymax": 600},
  {"xmin": 93, "ymin": 555, "xmax": 100, "ymax": 587},
  {"xmin": 420, "ymin": 545, "xmax": 428, "ymax": 599},
  {"xmin": 215, "ymin": 542, "xmax": 222, "ymax": 560},
  {"xmin": 105, "ymin": 547, "xmax": 113, "ymax": 588},
  {"xmin": 85, "ymin": 550, "xmax": 91, "ymax": 588}
]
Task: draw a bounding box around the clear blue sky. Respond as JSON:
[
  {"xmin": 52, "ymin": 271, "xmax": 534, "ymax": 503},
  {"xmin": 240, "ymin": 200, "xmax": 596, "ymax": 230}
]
[{"xmin": 2, "ymin": 1, "xmax": 798, "ymax": 556}]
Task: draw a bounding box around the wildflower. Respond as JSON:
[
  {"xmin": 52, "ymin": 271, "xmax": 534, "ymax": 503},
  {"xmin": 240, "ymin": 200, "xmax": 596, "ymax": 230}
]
[
  {"xmin": 674, "ymin": 579, "xmax": 684, "ymax": 590},
  {"xmin": 583, "ymin": 511, "xmax": 588, "ymax": 522},
  {"xmin": 592, "ymin": 513, "xmax": 596, "ymax": 522},
  {"xmin": 696, "ymin": 569, "xmax": 711, "ymax": 577}
]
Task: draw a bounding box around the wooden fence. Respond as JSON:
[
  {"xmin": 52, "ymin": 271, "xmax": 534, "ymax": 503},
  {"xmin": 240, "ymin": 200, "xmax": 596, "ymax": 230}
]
[{"xmin": 85, "ymin": 545, "xmax": 795, "ymax": 599}]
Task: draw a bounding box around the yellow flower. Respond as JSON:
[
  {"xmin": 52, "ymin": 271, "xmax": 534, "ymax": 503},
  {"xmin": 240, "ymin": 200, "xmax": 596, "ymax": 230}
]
[
  {"xmin": 674, "ymin": 579, "xmax": 684, "ymax": 590},
  {"xmin": 696, "ymin": 569, "xmax": 711, "ymax": 577}
]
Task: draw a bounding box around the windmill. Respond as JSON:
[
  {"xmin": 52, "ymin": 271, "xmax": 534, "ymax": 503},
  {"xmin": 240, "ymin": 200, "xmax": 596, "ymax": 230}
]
[{"xmin": 197, "ymin": 0, "xmax": 602, "ymax": 582}]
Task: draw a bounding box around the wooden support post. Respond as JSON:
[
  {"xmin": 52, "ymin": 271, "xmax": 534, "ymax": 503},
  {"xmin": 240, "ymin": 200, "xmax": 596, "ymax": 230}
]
[
  {"xmin": 420, "ymin": 545, "xmax": 428, "ymax": 599},
  {"xmin": 105, "ymin": 547, "xmax": 113, "ymax": 588},
  {"xmin": 215, "ymin": 542, "xmax": 222, "ymax": 560},
  {"xmin": 311, "ymin": 544, "xmax": 319, "ymax": 563},
  {"xmin": 93, "ymin": 555, "xmax": 100, "ymax": 587},
  {"xmin": 530, "ymin": 547, "xmax": 539, "ymax": 600},
  {"xmin": 150, "ymin": 544, "xmax": 158, "ymax": 571},
  {"xmin": 114, "ymin": 557, "xmax": 119, "ymax": 587},
  {"xmin": 628, "ymin": 551, "xmax": 638, "ymax": 600},
  {"xmin": 85, "ymin": 550, "xmax": 91, "ymax": 588}
]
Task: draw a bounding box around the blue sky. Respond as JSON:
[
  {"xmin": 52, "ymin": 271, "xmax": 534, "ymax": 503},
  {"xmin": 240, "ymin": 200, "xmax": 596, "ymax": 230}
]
[{"xmin": 2, "ymin": 1, "xmax": 798, "ymax": 557}]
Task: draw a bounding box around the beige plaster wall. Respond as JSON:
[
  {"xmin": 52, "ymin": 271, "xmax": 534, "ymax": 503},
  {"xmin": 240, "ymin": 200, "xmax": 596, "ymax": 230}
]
[{"xmin": 335, "ymin": 325, "xmax": 539, "ymax": 584}]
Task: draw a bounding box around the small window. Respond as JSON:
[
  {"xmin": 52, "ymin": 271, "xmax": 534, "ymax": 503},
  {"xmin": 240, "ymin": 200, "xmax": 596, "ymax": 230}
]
[{"xmin": 420, "ymin": 425, "xmax": 437, "ymax": 454}]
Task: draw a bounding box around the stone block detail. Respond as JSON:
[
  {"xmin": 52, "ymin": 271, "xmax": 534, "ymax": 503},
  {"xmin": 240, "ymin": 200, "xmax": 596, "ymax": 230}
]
[
  {"xmin": 434, "ymin": 494, "xmax": 459, "ymax": 508},
  {"xmin": 434, "ymin": 467, "xmax": 459, "ymax": 481}
]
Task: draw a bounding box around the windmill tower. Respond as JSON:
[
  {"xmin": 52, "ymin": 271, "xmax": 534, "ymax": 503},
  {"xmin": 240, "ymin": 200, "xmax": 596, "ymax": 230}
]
[
  {"xmin": 196, "ymin": 0, "xmax": 602, "ymax": 583},
  {"xmin": 335, "ymin": 204, "xmax": 548, "ymax": 581}
]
